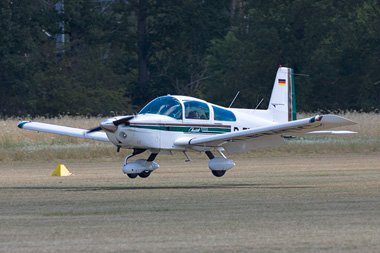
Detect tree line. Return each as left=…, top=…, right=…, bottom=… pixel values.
left=1, top=0, right=380, bottom=117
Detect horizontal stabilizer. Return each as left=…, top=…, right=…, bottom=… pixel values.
left=306, top=130, right=357, bottom=135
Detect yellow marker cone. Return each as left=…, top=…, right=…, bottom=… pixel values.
left=51, top=164, right=73, bottom=176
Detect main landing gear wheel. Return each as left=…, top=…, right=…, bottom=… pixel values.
left=212, top=170, right=226, bottom=177
left=139, top=170, right=151, bottom=178
left=127, top=173, right=138, bottom=179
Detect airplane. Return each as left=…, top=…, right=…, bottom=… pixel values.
left=17, top=66, right=356, bottom=179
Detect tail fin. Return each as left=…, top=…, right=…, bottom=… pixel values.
left=268, top=66, right=296, bottom=122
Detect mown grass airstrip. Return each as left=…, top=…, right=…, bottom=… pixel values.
left=1, top=155, right=379, bottom=252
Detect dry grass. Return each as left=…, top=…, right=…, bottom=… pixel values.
left=0, top=155, right=379, bottom=252
left=1, top=112, right=379, bottom=162
left=1, top=116, right=117, bottom=162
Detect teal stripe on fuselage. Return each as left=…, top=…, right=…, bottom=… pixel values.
left=130, top=124, right=231, bottom=134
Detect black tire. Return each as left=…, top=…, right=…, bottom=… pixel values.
left=139, top=170, right=151, bottom=178
left=211, top=170, right=226, bottom=177
left=127, top=173, right=138, bottom=179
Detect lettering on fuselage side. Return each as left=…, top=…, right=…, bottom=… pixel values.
left=233, top=127, right=250, bottom=132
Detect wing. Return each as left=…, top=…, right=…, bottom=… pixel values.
left=174, top=115, right=356, bottom=154
left=17, top=121, right=110, bottom=142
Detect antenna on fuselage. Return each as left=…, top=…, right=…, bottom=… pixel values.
left=228, top=91, right=240, bottom=108
left=255, top=98, right=264, bottom=109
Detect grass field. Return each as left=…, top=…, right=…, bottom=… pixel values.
left=0, top=113, right=380, bottom=252
left=1, top=155, right=379, bottom=252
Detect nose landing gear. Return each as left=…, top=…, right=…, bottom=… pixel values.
left=122, top=149, right=159, bottom=179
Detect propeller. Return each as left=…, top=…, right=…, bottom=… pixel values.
left=87, top=126, right=103, bottom=133
left=86, top=115, right=135, bottom=134
left=113, top=116, right=134, bottom=126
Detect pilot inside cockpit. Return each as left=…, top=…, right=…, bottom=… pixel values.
left=187, top=110, right=199, bottom=119
left=184, top=101, right=209, bottom=120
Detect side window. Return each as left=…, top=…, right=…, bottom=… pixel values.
left=184, top=101, right=210, bottom=120
left=213, top=106, right=236, bottom=121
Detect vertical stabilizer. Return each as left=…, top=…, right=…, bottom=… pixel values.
left=268, top=67, right=296, bottom=122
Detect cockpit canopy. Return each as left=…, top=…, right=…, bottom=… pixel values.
left=139, top=96, right=182, bottom=119
left=139, top=96, right=236, bottom=122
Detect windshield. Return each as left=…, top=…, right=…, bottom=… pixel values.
left=139, top=96, right=182, bottom=120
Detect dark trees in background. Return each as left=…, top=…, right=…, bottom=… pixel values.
left=204, top=0, right=380, bottom=111
left=1, top=0, right=380, bottom=117
left=127, top=0, right=231, bottom=107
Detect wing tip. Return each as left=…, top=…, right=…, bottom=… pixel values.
left=324, top=115, right=358, bottom=125
left=311, top=115, right=357, bottom=126
left=17, top=121, right=31, bottom=129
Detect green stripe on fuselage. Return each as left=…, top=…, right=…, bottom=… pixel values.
left=130, top=124, right=231, bottom=134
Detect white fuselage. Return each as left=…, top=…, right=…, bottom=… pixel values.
left=104, top=105, right=277, bottom=153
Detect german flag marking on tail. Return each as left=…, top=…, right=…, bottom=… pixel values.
left=278, top=79, right=286, bottom=86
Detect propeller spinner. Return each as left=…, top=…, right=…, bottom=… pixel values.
left=87, top=115, right=135, bottom=133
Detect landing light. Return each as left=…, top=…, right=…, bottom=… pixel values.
left=310, top=115, right=323, bottom=123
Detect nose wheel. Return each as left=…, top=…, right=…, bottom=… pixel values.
left=123, top=149, right=159, bottom=179
left=138, top=170, right=151, bottom=178
left=126, top=171, right=151, bottom=178
left=127, top=173, right=138, bottom=179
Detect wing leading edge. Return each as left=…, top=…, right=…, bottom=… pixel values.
left=174, top=115, right=356, bottom=154
left=17, top=121, right=110, bottom=142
